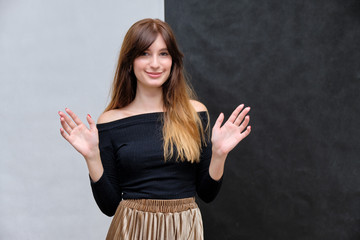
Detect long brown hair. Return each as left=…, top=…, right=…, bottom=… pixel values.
left=106, top=18, right=207, bottom=163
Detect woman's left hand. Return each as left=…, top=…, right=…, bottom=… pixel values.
left=211, top=104, right=251, bottom=157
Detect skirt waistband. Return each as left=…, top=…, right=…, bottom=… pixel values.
left=120, top=197, right=197, bottom=213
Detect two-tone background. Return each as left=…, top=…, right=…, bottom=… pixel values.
left=1, top=1, right=360, bottom=239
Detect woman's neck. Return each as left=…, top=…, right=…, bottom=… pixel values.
left=128, top=87, right=164, bottom=113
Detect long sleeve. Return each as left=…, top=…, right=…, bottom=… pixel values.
left=89, top=112, right=222, bottom=214
left=196, top=112, right=223, bottom=203
left=90, top=127, right=122, bottom=216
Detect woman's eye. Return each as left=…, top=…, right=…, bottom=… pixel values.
left=160, top=52, right=169, bottom=56
left=141, top=52, right=149, bottom=56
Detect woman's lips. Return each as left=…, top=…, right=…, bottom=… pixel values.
left=146, top=71, right=162, bottom=78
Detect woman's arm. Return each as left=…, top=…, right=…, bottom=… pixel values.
left=209, top=104, right=251, bottom=180
left=191, top=101, right=251, bottom=181
left=59, top=108, right=122, bottom=216
left=195, top=105, right=251, bottom=202
left=59, top=108, right=104, bottom=181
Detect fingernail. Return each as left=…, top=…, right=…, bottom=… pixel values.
left=88, top=114, right=92, bottom=118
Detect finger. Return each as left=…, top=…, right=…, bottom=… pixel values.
left=227, top=104, right=244, bottom=123
left=241, top=126, right=252, bottom=138
left=87, top=114, right=97, bottom=131
left=214, top=112, right=225, bottom=129
left=65, top=108, right=83, bottom=126
left=60, top=128, right=70, bottom=141
left=234, top=107, right=251, bottom=126
left=60, top=116, right=73, bottom=135
left=59, top=110, right=77, bottom=129
left=239, top=115, right=250, bottom=132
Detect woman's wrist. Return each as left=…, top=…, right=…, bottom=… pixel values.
left=84, top=147, right=104, bottom=182
left=86, top=159, right=104, bottom=182
left=211, top=146, right=228, bottom=161
left=84, top=147, right=100, bottom=161
left=209, top=148, right=227, bottom=181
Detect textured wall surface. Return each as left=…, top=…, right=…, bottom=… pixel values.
left=166, top=1, right=360, bottom=239
left=0, top=1, right=163, bottom=239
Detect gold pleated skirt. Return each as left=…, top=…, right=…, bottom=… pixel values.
left=106, top=197, right=203, bottom=240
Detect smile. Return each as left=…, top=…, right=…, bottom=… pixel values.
left=146, top=71, right=163, bottom=78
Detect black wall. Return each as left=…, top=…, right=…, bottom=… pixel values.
left=166, top=1, right=360, bottom=239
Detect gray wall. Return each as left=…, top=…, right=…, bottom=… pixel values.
left=166, top=1, right=360, bottom=239
left=0, top=1, right=163, bottom=239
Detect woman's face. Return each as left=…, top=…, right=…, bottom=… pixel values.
left=133, top=34, right=172, bottom=90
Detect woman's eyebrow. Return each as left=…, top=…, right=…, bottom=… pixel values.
left=145, top=48, right=168, bottom=51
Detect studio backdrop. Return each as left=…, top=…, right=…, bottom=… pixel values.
left=1, top=1, right=360, bottom=239
left=165, top=1, right=360, bottom=239
left=0, top=1, right=163, bottom=239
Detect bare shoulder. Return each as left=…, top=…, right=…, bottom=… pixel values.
left=97, top=109, right=129, bottom=124
left=190, top=99, right=208, bottom=112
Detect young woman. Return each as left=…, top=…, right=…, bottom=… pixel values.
left=58, top=18, right=251, bottom=239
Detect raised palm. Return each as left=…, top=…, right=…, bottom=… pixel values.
left=211, top=105, right=251, bottom=156
left=59, top=108, right=99, bottom=158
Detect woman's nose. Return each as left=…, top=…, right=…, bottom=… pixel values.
left=149, top=55, right=160, bottom=68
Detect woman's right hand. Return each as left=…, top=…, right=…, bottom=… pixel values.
left=58, top=108, right=99, bottom=160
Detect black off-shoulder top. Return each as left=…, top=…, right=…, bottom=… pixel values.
left=90, top=111, right=223, bottom=216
